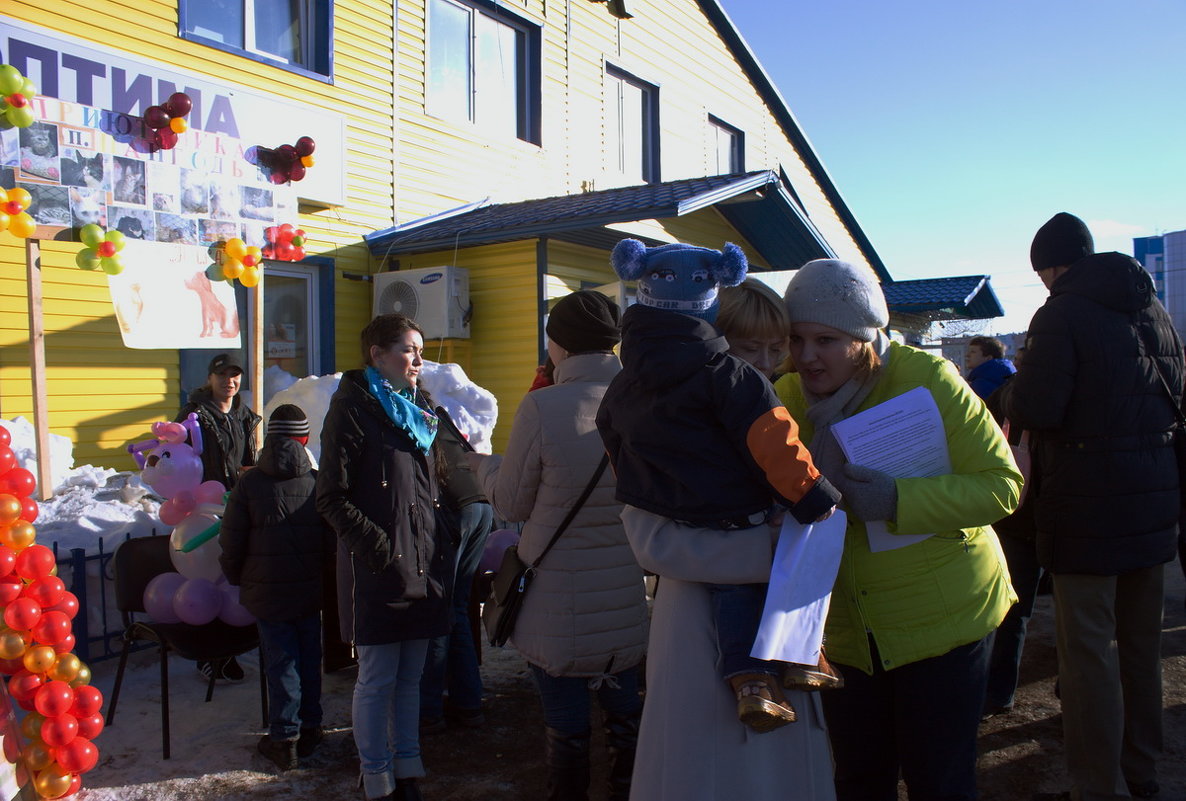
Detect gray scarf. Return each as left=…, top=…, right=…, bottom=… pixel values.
left=802, top=332, right=892, bottom=484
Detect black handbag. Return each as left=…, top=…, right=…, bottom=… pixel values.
left=482, top=454, right=609, bottom=647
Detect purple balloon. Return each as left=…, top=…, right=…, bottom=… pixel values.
left=479, top=528, right=520, bottom=574
left=218, top=584, right=255, bottom=626
left=173, top=578, right=220, bottom=625
left=143, top=571, right=186, bottom=623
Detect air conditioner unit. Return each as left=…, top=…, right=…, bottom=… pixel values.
left=372, top=266, right=471, bottom=339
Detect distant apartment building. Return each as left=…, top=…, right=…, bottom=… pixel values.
left=1134, top=232, right=1184, bottom=338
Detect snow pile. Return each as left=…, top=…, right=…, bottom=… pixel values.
left=0, top=416, right=74, bottom=494
left=263, top=363, right=299, bottom=404
left=263, top=361, right=498, bottom=458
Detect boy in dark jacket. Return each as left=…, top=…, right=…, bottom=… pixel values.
left=597, top=239, right=840, bottom=734
left=220, top=404, right=333, bottom=770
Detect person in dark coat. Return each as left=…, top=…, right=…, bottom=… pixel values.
left=316, top=314, right=454, bottom=801
left=219, top=404, right=332, bottom=771
left=177, top=352, right=261, bottom=684
left=964, top=335, right=1016, bottom=399
left=1000, top=212, right=1183, bottom=801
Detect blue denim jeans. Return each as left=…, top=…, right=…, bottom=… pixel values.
left=354, top=639, right=429, bottom=798
left=985, top=533, right=1043, bottom=710
left=421, top=501, right=493, bottom=719
left=257, top=615, right=323, bottom=741
left=529, top=663, right=643, bottom=736
left=705, top=582, right=770, bottom=677
left=823, top=633, right=994, bottom=801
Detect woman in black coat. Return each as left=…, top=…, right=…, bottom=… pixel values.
left=316, top=314, right=453, bottom=801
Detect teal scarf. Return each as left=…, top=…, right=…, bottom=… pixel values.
left=364, top=366, right=438, bottom=453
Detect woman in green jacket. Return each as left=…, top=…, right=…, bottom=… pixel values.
left=775, top=259, right=1020, bottom=801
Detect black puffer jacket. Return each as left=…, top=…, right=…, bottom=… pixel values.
left=176, top=388, right=261, bottom=489
left=1001, top=252, right=1184, bottom=574
left=219, top=435, right=331, bottom=621
left=598, top=305, right=838, bottom=527
left=315, top=370, right=452, bottom=645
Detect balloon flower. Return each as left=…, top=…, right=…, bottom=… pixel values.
left=0, top=65, right=37, bottom=129
left=127, top=417, right=252, bottom=629
left=0, top=423, right=105, bottom=799
left=0, top=188, right=35, bottom=239
left=142, top=92, right=192, bottom=151
left=260, top=136, right=315, bottom=184
left=218, top=237, right=264, bottom=288
left=74, top=225, right=127, bottom=275
left=262, top=223, right=308, bottom=262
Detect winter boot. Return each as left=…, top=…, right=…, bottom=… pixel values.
left=297, top=725, right=324, bottom=758
left=544, top=726, right=591, bottom=801
left=730, top=672, right=796, bottom=733
left=394, top=777, right=424, bottom=801
left=603, top=710, right=640, bottom=801
left=257, top=735, right=298, bottom=771
left=782, top=648, right=844, bottom=691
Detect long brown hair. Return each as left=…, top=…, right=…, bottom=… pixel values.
left=360, top=313, right=425, bottom=366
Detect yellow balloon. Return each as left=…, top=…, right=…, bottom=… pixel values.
left=300, top=154, right=315, bottom=168
left=2, top=521, right=35, bottom=551
left=21, top=740, right=51, bottom=772
left=0, top=494, right=19, bottom=526
left=225, top=237, right=247, bottom=260
left=169, top=116, right=189, bottom=134
left=69, top=663, right=91, bottom=688
left=33, top=764, right=72, bottom=799
left=48, top=652, right=81, bottom=683
left=0, top=630, right=27, bottom=660
left=22, top=645, right=55, bottom=675
left=221, top=258, right=244, bottom=280
left=7, top=187, right=30, bottom=210
left=8, top=212, right=34, bottom=239
left=239, top=264, right=260, bottom=288
left=0, top=188, right=8, bottom=203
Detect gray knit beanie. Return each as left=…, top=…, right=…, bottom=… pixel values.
left=783, top=259, right=888, bottom=342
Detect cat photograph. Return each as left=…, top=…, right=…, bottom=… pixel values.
left=69, top=186, right=108, bottom=229
left=111, top=207, right=153, bottom=240
left=60, top=148, right=107, bottom=190
left=0, top=129, right=18, bottom=168
left=112, top=157, right=146, bottom=205
left=26, top=184, right=71, bottom=227
left=240, top=186, right=274, bottom=221
left=208, top=178, right=239, bottom=221
left=155, top=212, right=197, bottom=245
left=179, top=169, right=208, bottom=215
left=18, top=122, right=60, bottom=182
left=200, top=218, right=240, bottom=246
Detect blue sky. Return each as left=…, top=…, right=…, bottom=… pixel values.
left=723, top=0, right=1186, bottom=335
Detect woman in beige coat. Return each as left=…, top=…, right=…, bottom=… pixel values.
left=469, top=291, right=648, bottom=801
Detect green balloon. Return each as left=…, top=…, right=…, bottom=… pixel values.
left=101, top=256, right=124, bottom=275
left=79, top=224, right=105, bottom=248
left=7, top=106, right=33, bottom=128
left=75, top=249, right=101, bottom=271
left=105, top=230, right=126, bottom=251
left=20, top=79, right=35, bottom=98
left=0, top=66, right=22, bottom=97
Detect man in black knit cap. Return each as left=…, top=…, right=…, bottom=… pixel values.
left=1001, top=213, right=1183, bottom=801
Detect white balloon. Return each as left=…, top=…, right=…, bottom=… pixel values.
left=169, top=512, right=224, bottom=582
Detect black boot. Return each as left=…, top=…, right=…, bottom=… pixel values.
left=544, top=727, right=591, bottom=801
left=603, top=711, right=639, bottom=801
left=394, top=777, right=423, bottom=801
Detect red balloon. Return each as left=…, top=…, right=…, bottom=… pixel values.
left=294, top=136, right=316, bottom=157
left=52, top=634, right=75, bottom=655
left=143, top=105, right=170, bottom=129
left=275, top=241, right=294, bottom=260
left=154, top=127, right=178, bottom=150
left=0, top=446, right=15, bottom=475
left=0, top=657, right=25, bottom=676
left=4, top=598, right=42, bottom=633
left=41, top=713, right=78, bottom=748
left=66, top=773, right=82, bottom=796
left=3, top=468, right=35, bottom=499
left=8, top=670, right=43, bottom=703
left=33, top=681, right=74, bottom=718
left=32, top=612, right=71, bottom=647
left=288, top=163, right=306, bottom=182
left=290, top=246, right=306, bottom=262
left=277, top=144, right=298, bottom=162
left=0, top=724, right=18, bottom=764
left=16, top=545, right=55, bottom=581
left=0, top=545, right=15, bottom=577
left=55, top=736, right=98, bottom=774
left=261, top=245, right=275, bottom=260
left=97, top=241, right=117, bottom=258
left=68, top=686, right=102, bottom=719
left=18, top=497, right=37, bottom=523
left=164, top=91, right=192, bottom=118
left=269, top=170, right=289, bottom=185
left=0, top=575, right=23, bottom=605
left=46, top=592, right=78, bottom=620
left=0, top=426, right=10, bottom=447
left=75, top=713, right=103, bottom=741
left=25, top=577, right=65, bottom=609
left=264, top=226, right=279, bottom=243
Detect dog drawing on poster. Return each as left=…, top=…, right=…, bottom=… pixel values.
left=184, top=270, right=240, bottom=339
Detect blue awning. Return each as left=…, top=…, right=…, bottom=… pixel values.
left=882, top=275, right=1005, bottom=321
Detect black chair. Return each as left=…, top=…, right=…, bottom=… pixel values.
left=105, top=534, right=267, bottom=759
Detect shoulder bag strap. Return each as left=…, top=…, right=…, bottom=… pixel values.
left=1136, top=326, right=1186, bottom=427
left=530, top=453, right=610, bottom=569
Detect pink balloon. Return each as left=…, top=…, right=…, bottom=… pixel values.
left=479, top=528, right=521, bottom=574
left=173, top=578, right=220, bottom=625
left=142, top=442, right=203, bottom=499
left=143, top=572, right=185, bottom=623
left=158, top=498, right=187, bottom=527
left=195, top=481, right=227, bottom=505
left=218, top=584, right=255, bottom=626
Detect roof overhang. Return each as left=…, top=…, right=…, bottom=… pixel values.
left=882, top=275, right=1005, bottom=325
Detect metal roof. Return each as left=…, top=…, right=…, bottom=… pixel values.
left=365, top=170, right=838, bottom=270
left=882, top=275, right=1005, bottom=321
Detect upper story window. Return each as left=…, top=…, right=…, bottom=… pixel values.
left=606, top=65, right=659, bottom=184
left=709, top=115, right=744, bottom=174
left=180, top=0, right=333, bottom=79
left=426, top=0, right=542, bottom=144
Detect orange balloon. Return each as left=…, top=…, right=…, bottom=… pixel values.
left=19, top=712, right=44, bottom=741
left=7, top=187, right=30, bottom=210
left=221, top=258, right=244, bottom=280
left=7, top=212, right=34, bottom=239
left=68, top=663, right=91, bottom=688
left=21, top=739, right=51, bottom=772
left=0, top=630, right=27, bottom=660
left=300, top=154, right=315, bottom=168
left=0, top=188, right=8, bottom=203
left=22, top=645, right=55, bottom=675
left=48, top=653, right=81, bottom=683
left=0, top=211, right=9, bottom=232
left=225, top=238, right=247, bottom=260
left=169, top=116, right=189, bottom=134
left=33, top=764, right=73, bottom=799
left=0, top=495, right=19, bottom=526
left=2, top=521, right=35, bottom=551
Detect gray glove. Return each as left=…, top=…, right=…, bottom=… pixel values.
left=837, top=464, right=898, bottom=522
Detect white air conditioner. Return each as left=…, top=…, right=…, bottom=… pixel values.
left=372, top=266, right=471, bottom=339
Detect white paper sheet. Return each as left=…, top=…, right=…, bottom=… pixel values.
left=829, top=386, right=951, bottom=552
left=751, top=511, right=847, bottom=664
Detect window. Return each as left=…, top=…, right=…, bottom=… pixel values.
left=426, top=0, right=541, bottom=144
left=262, top=263, right=322, bottom=402
left=606, top=66, right=659, bottom=184
left=709, top=115, right=744, bottom=174
left=180, top=0, right=333, bottom=78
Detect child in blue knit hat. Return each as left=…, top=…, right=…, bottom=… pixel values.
left=597, top=239, right=840, bottom=733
